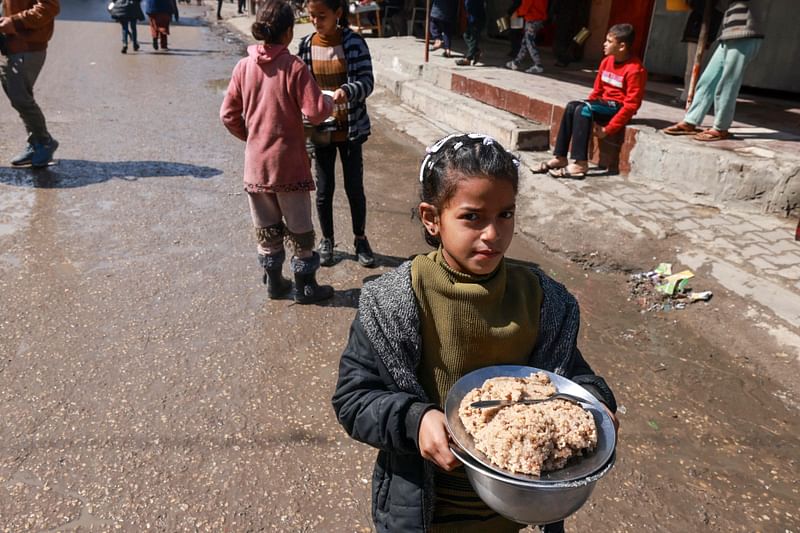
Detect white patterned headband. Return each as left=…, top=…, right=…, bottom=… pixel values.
left=418, top=133, right=519, bottom=183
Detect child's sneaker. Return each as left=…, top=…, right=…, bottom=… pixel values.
left=505, top=60, right=520, bottom=71
left=354, top=237, right=375, bottom=268
left=525, top=64, right=544, bottom=74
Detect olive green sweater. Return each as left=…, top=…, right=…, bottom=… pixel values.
left=411, top=250, right=543, bottom=531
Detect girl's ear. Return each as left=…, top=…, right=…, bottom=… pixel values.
left=419, top=202, right=439, bottom=236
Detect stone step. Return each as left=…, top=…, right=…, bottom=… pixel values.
left=373, top=63, right=550, bottom=152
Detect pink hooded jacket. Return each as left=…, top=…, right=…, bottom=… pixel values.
left=220, top=44, right=333, bottom=192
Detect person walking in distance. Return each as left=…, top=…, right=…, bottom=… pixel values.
left=299, top=0, right=377, bottom=268
left=0, top=0, right=60, bottom=168
left=221, top=0, right=336, bottom=304
left=504, top=0, right=548, bottom=74
left=146, top=0, right=178, bottom=50
left=110, top=0, right=145, bottom=54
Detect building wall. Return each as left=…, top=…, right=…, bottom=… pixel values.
left=644, top=0, right=800, bottom=93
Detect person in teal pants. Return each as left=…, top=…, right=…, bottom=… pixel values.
left=662, top=0, right=763, bottom=142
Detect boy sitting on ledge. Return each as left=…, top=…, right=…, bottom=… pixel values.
left=535, top=23, right=647, bottom=178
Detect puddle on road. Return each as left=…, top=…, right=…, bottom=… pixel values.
left=0, top=188, right=34, bottom=237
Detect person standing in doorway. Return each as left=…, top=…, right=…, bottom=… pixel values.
left=429, top=0, right=456, bottom=58
left=0, top=0, right=60, bottom=168
left=455, top=0, right=485, bottom=65
left=663, top=0, right=763, bottom=141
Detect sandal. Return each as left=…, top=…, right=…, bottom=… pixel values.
left=662, top=122, right=700, bottom=136
left=531, top=159, right=566, bottom=174
left=548, top=166, right=587, bottom=179
left=693, top=129, right=732, bottom=142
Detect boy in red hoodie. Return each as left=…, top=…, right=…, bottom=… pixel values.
left=539, top=23, right=647, bottom=178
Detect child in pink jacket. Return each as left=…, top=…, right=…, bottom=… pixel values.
left=221, top=0, right=335, bottom=304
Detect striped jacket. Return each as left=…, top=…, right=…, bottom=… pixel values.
left=298, top=28, right=374, bottom=142
left=719, top=0, right=764, bottom=41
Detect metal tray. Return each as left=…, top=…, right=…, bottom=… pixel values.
left=444, top=365, right=616, bottom=484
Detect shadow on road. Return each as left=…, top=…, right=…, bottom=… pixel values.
left=0, top=159, right=222, bottom=188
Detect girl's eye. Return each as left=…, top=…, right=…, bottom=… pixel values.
left=500, top=211, right=515, bottom=219
left=461, top=213, right=479, bottom=222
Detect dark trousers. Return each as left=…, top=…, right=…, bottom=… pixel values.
left=216, top=0, right=223, bottom=17
left=313, top=140, right=366, bottom=240
left=463, top=15, right=484, bottom=59
left=120, top=19, right=138, bottom=45
left=237, top=0, right=245, bottom=12
left=430, top=17, right=452, bottom=49
left=0, top=51, right=49, bottom=144
left=554, top=100, right=618, bottom=161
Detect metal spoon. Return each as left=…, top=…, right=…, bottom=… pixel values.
left=469, top=393, right=587, bottom=409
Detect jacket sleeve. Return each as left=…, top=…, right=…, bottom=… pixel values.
left=219, top=63, right=247, bottom=141
left=11, top=0, right=60, bottom=32
left=332, top=317, right=436, bottom=455
left=603, top=64, right=647, bottom=136
left=341, top=34, right=374, bottom=104
left=295, top=62, right=334, bottom=125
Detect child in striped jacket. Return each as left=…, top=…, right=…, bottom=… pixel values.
left=298, top=0, right=377, bottom=269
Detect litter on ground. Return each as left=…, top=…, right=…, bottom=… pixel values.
left=628, top=264, right=713, bottom=312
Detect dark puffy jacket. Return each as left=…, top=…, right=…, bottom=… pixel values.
left=331, top=261, right=616, bottom=532
left=110, top=0, right=144, bottom=21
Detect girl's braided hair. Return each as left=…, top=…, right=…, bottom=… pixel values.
left=419, top=133, right=520, bottom=247
left=252, top=0, right=294, bottom=44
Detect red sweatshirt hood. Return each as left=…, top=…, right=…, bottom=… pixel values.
left=248, top=44, right=289, bottom=64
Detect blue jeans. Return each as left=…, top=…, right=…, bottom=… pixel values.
left=120, top=19, right=138, bottom=46
left=684, top=38, right=762, bottom=131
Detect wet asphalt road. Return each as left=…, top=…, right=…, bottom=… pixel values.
left=1, top=1, right=799, bottom=532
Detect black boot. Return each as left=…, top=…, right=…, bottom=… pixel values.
left=258, top=253, right=292, bottom=299
left=291, top=252, right=334, bottom=304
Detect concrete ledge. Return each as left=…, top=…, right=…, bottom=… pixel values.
left=629, top=129, right=800, bottom=214
left=374, top=64, right=549, bottom=151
